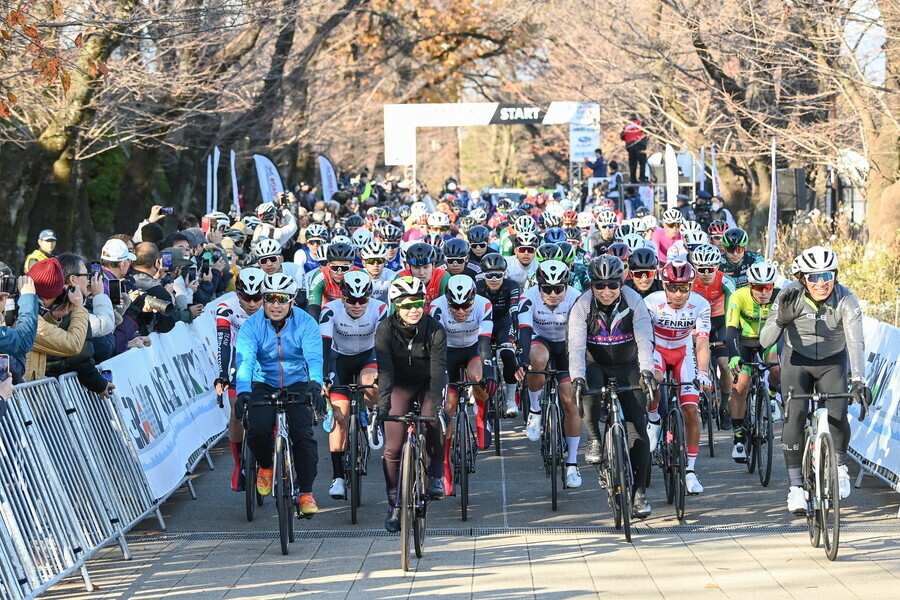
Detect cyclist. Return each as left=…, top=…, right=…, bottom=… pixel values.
left=396, top=242, right=451, bottom=311
left=214, top=268, right=266, bottom=492
left=624, top=247, right=663, bottom=298
left=690, top=243, right=736, bottom=429
left=644, top=260, right=712, bottom=495
left=558, top=241, right=591, bottom=291
left=707, top=220, right=728, bottom=253
left=320, top=271, right=387, bottom=499
left=359, top=240, right=397, bottom=304
left=759, top=246, right=870, bottom=513
left=443, top=238, right=480, bottom=278
left=719, top=228, right=762, bottom=288
left=427, top=211, right=455, bottom=242
left=375, top=277, right=448, bottom=532
left=235, top=273, right=324, bottom=516
left=500, top=214, right=537, bottom=256
left=293, top=224, right=330, bottom=272
left=589, top=210, right=618, bottom=255
left=517, top=260, right=584, bottom=488
left=467, top=225, right=491, bottom=268
left=651, top=209, right=683, bottom=263
left=378, top=224, right=405, bottom=272
left=505, top=229, right=540, bottom=288
left=307, top=242, right=360, bottom=320
left=725, top=261, right=781, bottom=462
left=568, top=255, right=656, bottom=517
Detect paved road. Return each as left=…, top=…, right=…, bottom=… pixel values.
left=46, top=413, right=900, bottom=598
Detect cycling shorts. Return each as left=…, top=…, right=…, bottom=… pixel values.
left=709, top=316, right=728, bottom=360
left=328, top=348, right=377, bottom=401
left=531, top=336, right=570, bottom=383
left=736, top=340, right=777, bottom=376
left=491, top=314, right=515, bottom=347
left=447, top=343, right=480, bottom=386
left=653, top=345, right=699, bottom=406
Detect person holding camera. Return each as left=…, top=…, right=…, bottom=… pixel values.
left=128, top=243, right=178, bottom=335
left=0, top=269, right=38, bottom=384
left=58, top=253, right=117, bottom=363
left=252, top=196, right=298, bottom=246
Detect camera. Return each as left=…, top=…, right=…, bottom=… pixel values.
left=693, top=199, right=713, bottom=230
left=160, top=207, right=175, bottom=215
left=131, top=293, right=174, bottom=317
left=0, top=276, right=16, bottom=295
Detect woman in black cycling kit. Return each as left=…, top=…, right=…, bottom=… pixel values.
left=375, top=276, right=448, bottom=532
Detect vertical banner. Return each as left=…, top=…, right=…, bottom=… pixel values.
left=253, top=154, right=284, bottom=206
left=710, top=145, right=722, bottom=196
left=212, top=146, right=221, bottom=212
left=568, top=103, right=601, bottom=162
left=318, top=155, right=338, bottom=203
left=664, top=144, right=678, bottom=210
left=229, top=149, right=240, bottom=217
left=698, top=146, right=707, bottom=191
left=205, top=155, right=213, bottom=215
left=766, top=138, right=778, bottom=261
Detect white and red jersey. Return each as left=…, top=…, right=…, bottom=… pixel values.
left=643, top=291, right=711, bottom=350
left=215, top=295, right=251, bottom=382
left=319, top=298, right=387, bottom=356
left=429, top=295, right=493, bottom=348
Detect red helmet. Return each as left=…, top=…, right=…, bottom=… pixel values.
left=662, top=260, right=695, bottom=284
left=708, top=220, right=728, bottom=236
left=563, top=210, right=577, bottom=224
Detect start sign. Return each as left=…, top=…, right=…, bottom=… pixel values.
left=490, top=104, right=545, bottom=124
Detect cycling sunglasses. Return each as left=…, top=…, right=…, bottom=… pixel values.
left=516, top=246, right=536, bottom=254
left=396, top=299, right=425, bottom=310
left=343, top=295, right=369, bottom=305
left=263, top=292, right=293, bottom=304
left=805, top=271, right=835, bottom=284
left=710, top=235, right=723, bottom=242
left=540, top=284, right=566, bottom=295
left=725, top=246, right=746, bottom=253
left=449, top=300, right=474, bottom=310
left=631, top=270, right=655, bottom=279
left=330, top=264, right=352, bottom=273
left=665, top=283, right=692, bottom=294
left=383, top=242, right=400, bottom=249
left=483, top=272, right=504, bottom=280
left=750, top=283, right=775, bottom=293
left=364, top=258, right=385, bottom=266
left=696, top=266, right=717, bottom=275
left=238, top=292, right=263, bottom=302
left=446, top=258, right=466, bottom=266
left=470, top=243, right=488, bottom=250
left=592, top=281, right=621, bottom=291
left=258, top=255, right=280, bottom=265
left=306, top=239, right=324, bottom=245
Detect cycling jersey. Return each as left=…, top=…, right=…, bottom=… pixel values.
left=725, top=286, right=777, bottom=343
left=396, top=268, right=451, bottom=311
left=319, top=298, right=387, bottom=357
left=307, top=265, right=361, bottom=308
left=429, top=295, right=493, bottom=348
left=665, top=240, right=689, bottom=262
left=498, top=228, right=514, bottom=256
left=692, top=270, right=736, bottom=318
left=281, top=262, right=308, bottom=290
left=644, top=291, right=711, bottom=348
left=215, top=295, right=250, bottom=383
left=475, top=279, right=519, bottom=322
left=504, top=256, right=538, bottom=288
left=292, top=246, right=321, bottom=273
left=589, top=233, right=615, bottom=256
left=368, top=268, right=398, bottom=304
left=385, top=253, right=403, bottom=272
left=719, top=251, right=762, bottom=288
left=517, top=285, right=580, bottom=343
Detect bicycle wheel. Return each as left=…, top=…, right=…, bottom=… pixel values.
left=548, top=403, right=560, bottom=511
left=492, top=387, right=502, bottom=456
left=349, top=414, right=360, bottom=524
left=605, top=429, right=621, bottom=528
left=755, top=391, right=773, bottom=487
left=399, top=442, right=414, bottom=572
left=712, top=375, right=723, bottom=430
left=663, top=407, right=676, bottom=505
left=612, top=424, right=632, bottom=542
left=242, top=441, right=257, bottom=522
left=413, top=447, right=428, bottom=558
left=746, top=385, right=758, bottom=474
left=457, top=411, right=470, bottom=521
left=818, top=432, right=840, bottom=561
left=671, top=407, right=687, bottom=520
left=803, top=435, right=821, bottom=548
left=275, top=437, right=290, bottom=556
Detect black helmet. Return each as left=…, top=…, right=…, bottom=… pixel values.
left=443, top=237, right=470, bottom=259
left=467, top=225, right=490, bottom=245
left=588, top=255, right=625, bottom=282
left=326, top=242, right=356, bottom=262
left=564, top=226, right=582, bottom=243
left=480, top=252, right=506, bottom=272
left=406, top=241, right=437, bottom=266
left=345, top=215, right=364, bottom=229
left=507, top=208, right=526, bottom=222
left=628, top=247, right=658, bottom=271
left=536, top=243, right=563, bottom=263
left=722, top=227, right=749, bottom=249
left=330, top=226, right=349, bottom=239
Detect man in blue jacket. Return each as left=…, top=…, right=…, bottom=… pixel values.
left=0, top=271, right=39, bottom=383
left=236, top=272, right=324, bottom=516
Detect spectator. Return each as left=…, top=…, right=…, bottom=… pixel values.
left=99, top=238, right=136, bottom=294
left=583, top=148, right=608, bottom=178
left=23, top=258, right=90, bottom=382
left=58, top=253, right=117, bottom=363
left=621, top=114, right=649, bottom=183
left=0, top=271, right=38, bottom=383
left=676, top=195, right=697, bottom=222
left=710, top=194, right=738, bottom=229
left=179, top=214, right=200, bottom=230
left=128, top=242, right=178, bottom=334
left=165, top=247, right=200, bottom=310
left=108, top=234, right=135, bottom=254
left=132, top=205, right=170, bottom=243
left=24, top=229, right=58, bottom=274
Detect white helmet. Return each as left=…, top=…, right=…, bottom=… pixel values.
left=682, top=230, right=709, bottom=247
left=331, top=234, right=352, bottom=246
left=237, top=267, right=265, bottom=294
left=254, top=237, right=282, bottom=258
left=621, top=233, right=647, bottom=251
left=515, top=230, right=540, bottom=247
left=514, top=214, right=537, bottom=233
left=359, top=240, right=388, bottom=260
left=341, top=271, right=373, bottom=298
left=256, top=202, right=277, bottom=222
left=596, top=210, right=618, bottom=225
left=445, top=275, right=476, bottom=305
left=470, top=207, right=488, bottom=223
left=545, top=201, right=564, bottom=217
left=209, top=211, right=230, bottom=229
left=262, top=272, right=297, bottom=295
left=427, top=211, right=450, bottom=228
left=641, top=214, right=658, bottom=229
left=305, top=223, right=329, bottom=242
left=747, top=261, right=778, bottom=285
left=410, top=201, right=428, bottom=217
left=389, top=276, right=426, bottom=303
left=576, top=212, right=593, bottom=229
left=633, top=220, right=649, bottom=234
left=681, top=220, right=702, bottom=233
left=350, top=228, right=372, bottom=250
left=536, top=260, right=569, bottom=286
left=797, top=245, right=838, bottom=274
left=662, top=208, right=683, bottom=224
left=689, top=243, right=721, bottom=266
left=791, top=256, right=802, bottom=277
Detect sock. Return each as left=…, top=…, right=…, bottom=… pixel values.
left=731, top=418, right=745, bottom=441
left=768, top=387, right=777, bottom=399
left=506, top=384, right=518, bottom=406
left=566, top=436, right=580, bottom=462
left=787, top=467, right=803, bottom=487
left=529, top=389, right=542, bottom=413
left=836, top=452, right=847, bottom=467
left=686, top=446, right=698, bottom=472
left=331, top=451, right=344, bottom=480
left=647, top=409, right=660, bottom=424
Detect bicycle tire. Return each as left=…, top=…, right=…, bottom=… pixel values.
left=275, top=437, right=290, bottom=556
left=400, top=441, right=414, bottom=571
left=756, top=391, right=773, bottom=487
left=663, top=406, right=676, bottom=506
left=803, top=434, right=821, bottom=548
left=243, top=441, right=257, bottom=522
left=672, top=407, right=687, bottom=520
left=819, top=432, right=840, bottom=561
left=458, top=411, right=470, bottom=521
left=492, top=387, right=502, bottom=456
left=746, top=384, right=758, bottom=474
left=548, top=403, right=560, bottom=512
left=605, top=431, right=621, bottom=529
left=705, top=392, right=715, bottom=457
left=612, top=424, right=632, bottom=542
left=349, top=414, right=360, bottom=524
left=413, top=447, right=428, bottom=558
left=712, top=374, right=723, bottom=431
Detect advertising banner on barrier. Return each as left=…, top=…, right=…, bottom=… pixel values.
left=849, top=316, right=900, bottom=479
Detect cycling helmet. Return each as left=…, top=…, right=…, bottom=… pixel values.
left=629, top=247, right=659, bottom=271
left=470, top=207, right=488, bottom=223
left=543, top=227, right=567, bottom=245
left=209, top=211, right=230, bottom=229
left=635, top=206, right=650, bottom=218
left=620, top=233, right=646, bottom=251
left=507, top=208, right=526, bottom=222
left=305, top=223, right=329, bottom=242
left=689, top=243, right=721, bottom=266
left=256, top=202, right=277, bottom=223
left=467, top=225, right=490, bottom=245
left=576, top=212, right=593, bottom=229
left=406, top=242, right=437, bottom=266
left=662, top=208, right=684, bottom=224
left=588, top=255, right=625, bottom=282
left=341, top=271, right=373, bottom=298
left=457, top=216, right=476, bottom=235
left=350, top=228, right=372, bottom=250
left=520, top=201, right=535, bottom=213
left=545, top=202, right=565, bottom=217
left=330, top=226, right=349, bottom=239
left=389, top=276, right=426, bottom=303
left=599, top=197, right=615, bottom=208
left=410, top=201, right=428, bottom=217
left=681, top=220, right=702, bottom=233
left=345, top=214, right=364, bottom=230
left=443, top=237, right=470, bottom=259
left=540, top=213, right=562, bottom=230
left=445, top=275, right=476, bottom=305
left=722, top=228, right=749, bottom=250
left=662, top=260, right=695, bottom=283
left=237, top=267, right=265, bottom=294
left=747, top=261, right=778, bottom=285
left=515, top=230, right=540, bottom=248
left=480, top=252, right=506, bottom=272
left=606, top=242, right=631, bottom=261
left=563, top=210, right=578, bottom=225
left=641, top=214, right=658, bottom=229
left=797, top=245, right=838, bottom=274
left=682, top=230, right=709, bottom=247
left=514, top=214, right=537, bottom=233
left=708, top=220, right=728, bottom=236
left=614, top=223, right=634, bottom=241
left=262, top=272, right=297, bottom=295
left=326, top=241, right=356, bottom=263
left=254, top=237, right=282, bottom=258
left=359, top=240, right=388, bottom=260
left=427, top=211, right=450, bottom=228
left=536, top=260, right=569, bottom=286
left=790, top=256, right=802, bottom=278
left=596, top=210, right=618, bottom=225
left=536, top=243, right=563, bottom=263
left=242, top=216, right=263, bottom=230
left=564, top=227, right=582, bottom=243
left=632, top=220, right=649, bottom=235
left=496, top=198, right=515, bottom=212
left=399, top=206, right=412, bottom=220
left=425, top=232, right=445, bottom=247
left=223, top=228, right=246, bottom=244
left=380, top=224, right=403, bottom=243
left=557, top=241, right=577, bottom=266
left=331, top=234, right=352, bottom=246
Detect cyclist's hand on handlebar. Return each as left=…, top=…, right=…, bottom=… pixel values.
left=639, top=370, right=657, bottom=394
left=436, top=408, right=450, bottom=437
left=484, top=377, right=499, bottom=397
left=728, top=356, right=743, bottom=378
left=851, top=379, right=872, bottom=421
left=214, top=377, right=228, bottom=396
left=235, top=392, right=251, bottom=420
left=696, top=371, right=712, bottom=391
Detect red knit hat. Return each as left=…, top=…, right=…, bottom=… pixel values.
left=29, top=258, right=64, bottom=300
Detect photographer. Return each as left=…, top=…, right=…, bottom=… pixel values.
left=58, top=253, right=117, bottom=363
left=252, top=195, right=298, bottom=246
left=190, top=245, right=230, bottom=306
left=132, top=205, right=172, bottom=243
left=0, top=267, right=38, bottom=383
left=128, top=243, right=177, bottom=335
left=99, top=239, right=135, bottom=294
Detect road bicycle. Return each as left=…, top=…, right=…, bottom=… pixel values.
left=239, top=395, right=264, bottom=522
left=743, top=360, right=779, bottom=487
left=450, top=375, right=482, bottom=521
left=330, top=381, right=377, bottom=524
left=651, top=378, right=696, bottom=521
left=527, top=366, right=566, bottom=512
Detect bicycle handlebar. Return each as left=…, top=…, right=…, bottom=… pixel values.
left=787, top=387, right=864, bottom=422
left=329, top=383, right=377, bottom=392
left=743, top=361, right=781, bottom=370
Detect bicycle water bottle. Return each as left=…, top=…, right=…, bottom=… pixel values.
left=360, top=409, right=369, bottom=429
left=322, top=408, right=335, bottom=433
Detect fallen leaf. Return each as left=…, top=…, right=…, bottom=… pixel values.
left=0, top=99, right=8, bottom=119
left=74, top=33, right=83, bottom=48
left=98, top=60, right=108, bottom=76
left=23, top=24, right=39, bottom=40
left=704, top=583, right=719, bottom=589
left=1, top=29, right=11, bottom=42
left=7, top=91, right=16, bottom=104
left=53, top=1, right=63, bottom=18
left=60, top=67, right=70, bottom=92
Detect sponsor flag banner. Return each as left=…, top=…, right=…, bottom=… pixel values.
left=699, top=146, right=707, bottom=190
left=205, top=155, right=213, bottom=215
left=213, top=146, right=221, bottom=211
left=766, top=138, right=778, bottom=261
left=230, top=149, right=240, bottom=217
left=253, top=154, right=284, bottom=206
left=664, top=144, right=678, bottom=210
left=710, top=145, right=722, bottom=196
left=318, top=155, right=338, bottom=203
